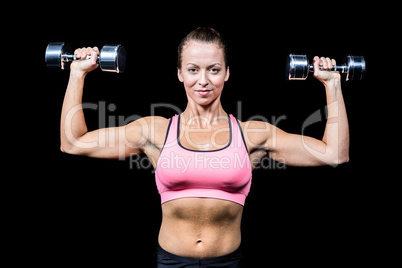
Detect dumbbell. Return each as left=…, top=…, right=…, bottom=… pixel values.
left=286, top=54, right=366, bottom=81
left=45, top=42, right=126, bottom=73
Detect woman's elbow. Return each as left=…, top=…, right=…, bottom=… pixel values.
left=331, top=152, right=350, bottom=165
left=60, top=143, right=74, bottom=154
left=60, top=143, right=81, bottom=155
left=339, top=154, right=350, bottom=164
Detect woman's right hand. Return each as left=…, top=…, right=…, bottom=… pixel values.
left=70, top=47, right=99, bottom=76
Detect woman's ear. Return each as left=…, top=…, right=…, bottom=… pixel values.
left=177, top=67, right=184, bottom=82
left=224, top=66, right=230, bottom=82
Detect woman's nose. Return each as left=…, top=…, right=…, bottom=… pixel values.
left=198, top=72, right=209, bottom=87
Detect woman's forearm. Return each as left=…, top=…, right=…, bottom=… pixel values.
left=322, top=79, right=350, bottom=163
left=60, top=70, right=88, bottom=152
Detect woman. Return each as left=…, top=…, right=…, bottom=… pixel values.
left=60, top=27, right=349, bottom=267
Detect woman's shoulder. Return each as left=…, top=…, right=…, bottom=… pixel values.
left=237, top=119, right=273, bottom=131
left=131, top=116, right=172, bottom=131
left=125, top=116, right=173, bottom=151
left=236, top=119, right=276, bottom=150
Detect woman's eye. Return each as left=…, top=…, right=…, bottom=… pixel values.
left=210, top=68, right=220, bottom=74
left=187, top=68, right=220, bottom=74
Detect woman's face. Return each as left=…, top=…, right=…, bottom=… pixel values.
left=178, top=41, right=229, bottom=106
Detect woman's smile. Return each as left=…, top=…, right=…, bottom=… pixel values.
left=195, top=89, right=212, bottom=96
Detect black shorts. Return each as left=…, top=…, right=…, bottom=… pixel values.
left=155, top=243, right=243, bottom=268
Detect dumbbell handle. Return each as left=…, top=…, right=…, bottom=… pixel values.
left=62, top=54, right=99, bottom=62
left=308, top=64, right=348, bottom=73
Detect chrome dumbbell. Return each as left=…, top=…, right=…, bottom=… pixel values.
left=286, top=54, right=365, bottom=81
left=45, top=42, right=126, bottom=73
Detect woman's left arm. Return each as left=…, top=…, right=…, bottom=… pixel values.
left=250, top=56, right=349, bottom=167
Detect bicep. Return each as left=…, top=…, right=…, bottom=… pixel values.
left=268, top=127, right=329, bottom=166
left=72, top=119, right=147, bottom=159
left=243, top=120, right=330, bottom=167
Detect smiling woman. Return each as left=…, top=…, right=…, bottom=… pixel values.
left=177, top=36, right=230, bottom=108
left=184, top=62, right=224, bottom=96
left=59, top=27, right=349, bottom=267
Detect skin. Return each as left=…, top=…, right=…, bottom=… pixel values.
left=60, top=41, right=349, bottom=258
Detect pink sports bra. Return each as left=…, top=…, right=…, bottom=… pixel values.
left=155, top=114, right=252, bottom=206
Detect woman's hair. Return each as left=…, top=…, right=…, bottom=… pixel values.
left=177, top=27, right=228, bottom=69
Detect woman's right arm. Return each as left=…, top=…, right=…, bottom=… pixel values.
left=60, top=47, right=148, bottom=159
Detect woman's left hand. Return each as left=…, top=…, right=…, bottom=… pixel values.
left=313, top=56, right=341, bottom=85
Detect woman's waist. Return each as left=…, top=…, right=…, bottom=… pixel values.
left=156, top=240, right=242, bottom=262
left=158, top=227, right=241, bottom=259
left=159, top=197, right=242, bottom=258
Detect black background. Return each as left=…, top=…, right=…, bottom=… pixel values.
left=27, top=4, right=383, bottom=267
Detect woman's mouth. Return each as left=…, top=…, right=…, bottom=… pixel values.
left=195, top=90, right=212, bottom=96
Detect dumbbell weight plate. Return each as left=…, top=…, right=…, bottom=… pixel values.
left=100, top=44, right=126, bottom=73
left=45, top=42, right=72, bottom=70
left=286, top=54, right=309, bottom=80
left=345, top=55, right=365, bottom=81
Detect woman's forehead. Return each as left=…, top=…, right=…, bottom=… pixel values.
left=182, top=41, right=225, bottom=64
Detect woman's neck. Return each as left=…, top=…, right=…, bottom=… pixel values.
left=182, top=100, right=227, bottom=128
